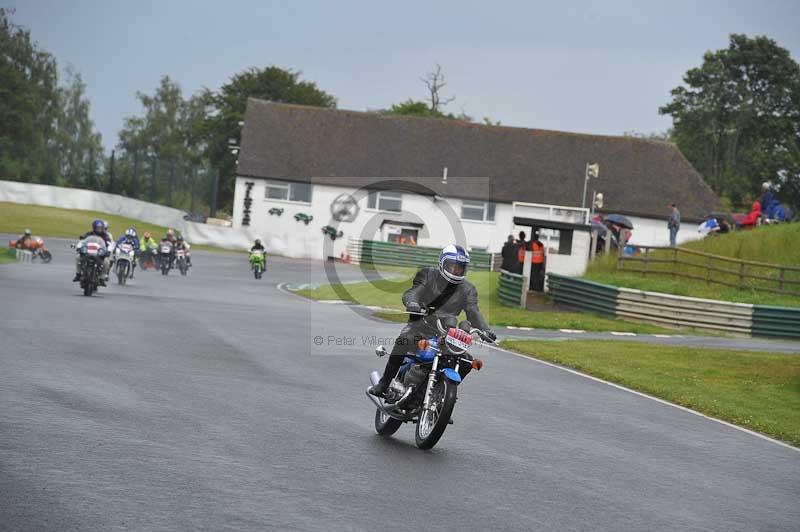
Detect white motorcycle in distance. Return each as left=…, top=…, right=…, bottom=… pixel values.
left=114, top=242, right=136, bottom=285
left=175, top=247, right=189, bottom=276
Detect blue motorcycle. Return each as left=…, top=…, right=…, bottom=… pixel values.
left=366, top=312, right=491, bottom=450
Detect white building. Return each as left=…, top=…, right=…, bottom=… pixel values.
left=233, top=100, right=720, bottom=275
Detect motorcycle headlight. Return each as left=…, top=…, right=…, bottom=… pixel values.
left=97, top=249, right=107, bottom=257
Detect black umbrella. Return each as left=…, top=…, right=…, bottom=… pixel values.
left=604, top=214, right=634, bottom=229
left=591, top=221, right=608, bottom=234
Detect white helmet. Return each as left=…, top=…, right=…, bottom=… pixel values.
left=438, top=244, right=470, bottom=284
left=762, top=182, right=770, bottom=190
left=125, top=227, right=137, bottom=238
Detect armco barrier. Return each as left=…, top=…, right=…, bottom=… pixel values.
left=547, top=274, right=618, bottom=317
left=752, top=306, right=800, bottom=339
left=615, top=289, right=753, bottom=335
left=498, top=269, right=526, bottom=307
left=547, top=273, right=800, bottom=338
left=354, top=240, right=492, bottom=271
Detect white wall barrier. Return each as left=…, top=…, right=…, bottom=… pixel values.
left=0, top=180, right=261, bottom=252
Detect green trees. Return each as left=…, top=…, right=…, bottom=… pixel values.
left=54, top=66, right=103, bottom=188
left=661, top=34, right=800, bottom=208
left=0, top=8, right=60, bottom=182
left=115, top=76, right=210, bottom=209
left=200, top=66, right=336, bottom=209
left=0, top=8, right=103, bottom=186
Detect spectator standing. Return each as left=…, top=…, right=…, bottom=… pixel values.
left=514, top=231, right=527, bottom=274
left=500, top=235, right=516, bottom=272
left=530, top=230, right=546, bottom=291
left=668, top=203, right=681, bottom=246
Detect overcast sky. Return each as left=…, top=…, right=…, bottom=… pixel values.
left=9, top=0, right=800, bottom=151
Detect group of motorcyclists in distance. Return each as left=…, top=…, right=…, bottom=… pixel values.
left=71, top=220, right=193, bottom=288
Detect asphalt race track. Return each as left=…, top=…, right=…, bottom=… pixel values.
left=1, top=239, right=798, bottom=532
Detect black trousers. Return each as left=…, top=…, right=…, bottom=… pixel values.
left=380, top=324, right=473, bottom=384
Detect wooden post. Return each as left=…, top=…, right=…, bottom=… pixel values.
left=706, top=256, right=713, bottom=285
left=643, top=247, right=649, bottom=277
left=779, top=268, right=785, bottom=292
left=739, top=262, right=745, bottom=289
left=673, top=247, right=678, bottom=278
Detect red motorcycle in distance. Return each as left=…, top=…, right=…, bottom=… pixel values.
left=9, top=237, right=52, bottom=262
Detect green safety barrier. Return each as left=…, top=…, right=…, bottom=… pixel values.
left=547, top=273, right=619, bottom=317
left=498, top=270, right=525, bottom=307
left=752, top=305, right=800, bottom=339
left=359, top=240, right=492, bottom=271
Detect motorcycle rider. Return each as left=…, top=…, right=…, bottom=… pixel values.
left=139, top=231, right=157, bottom=251
left=16, top=228, right=33, bottom=248
left=116, top=228, right=140, bottom=278
left=250, top=239, right=266, bottom=254
left=250, top=239, right=266, bottom=270
left=368, top=244, right=496, bottom=398
left=139, top=231, right=158, bottom=267
left=175, top=234, right=192, bottom=267
left=73, top=219, right=113, bottom=285
left=160, top=229, right=177, bottom=268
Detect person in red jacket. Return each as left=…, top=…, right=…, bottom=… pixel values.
left=741, top=200, right=761, bottom=227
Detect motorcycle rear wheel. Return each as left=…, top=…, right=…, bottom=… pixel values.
left=374, top=408, right=403, bottom=436
left=415, top=379, right=457, bottom=450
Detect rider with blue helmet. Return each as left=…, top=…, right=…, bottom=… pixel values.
left=368, top=244, right=496, bottom=398
left=116, top=228, right=140, bottom=278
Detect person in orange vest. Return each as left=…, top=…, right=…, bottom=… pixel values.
left=530, top=230, right=546, bottom=291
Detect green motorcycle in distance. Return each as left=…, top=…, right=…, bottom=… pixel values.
left=249, top=250, right=266, bottom=279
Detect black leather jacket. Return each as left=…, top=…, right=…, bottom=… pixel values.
left=402, top=267, right=489, bottom=332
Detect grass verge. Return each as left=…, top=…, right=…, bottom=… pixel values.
left=297, top=268, right=670, bottom=334
left=585, top=224, right=800, bottom=308
left=0, top=247, right=15, bottom=264
left=0, top=202, right=236, bottom=253
left=502, top=339, right=800, bottom=447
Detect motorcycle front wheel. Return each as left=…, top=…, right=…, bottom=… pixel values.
left=117, top=261, right=128, bottom=285
left=415, top=378, right=457, bottom=450
left=40, top=250, right=52, bottom=263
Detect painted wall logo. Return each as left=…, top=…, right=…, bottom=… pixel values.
left=242, top=182, right=254, bottom=226
left=330, top=193, right=359, bottom=222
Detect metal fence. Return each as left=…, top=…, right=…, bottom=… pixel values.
left=547, top=273, right=800, bottom=338
left=546, top=274, right=618, bottom=317
left=498, top=269, right=527, bottom=307
left=617, top=245, right=800, bottom=297
left=347, top=239, right=493, bottom=271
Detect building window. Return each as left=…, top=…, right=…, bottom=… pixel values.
left=367, top=191, right=402, bottom=212
left=264, top=180, right=312, bottom=203
left=461, top=200, right=495, bottom=222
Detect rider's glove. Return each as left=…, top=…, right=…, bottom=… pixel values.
left=405, top=301, right=423, bottom=314
left=483, top=330, right=497, bottom=342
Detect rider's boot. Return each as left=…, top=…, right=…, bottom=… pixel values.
left=72, top=273, right=81, bottom=282
left=98, top=277, right=107, bottom=287
left=368, top=356, right=402, bottom=398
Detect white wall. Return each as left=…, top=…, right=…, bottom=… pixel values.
left=232, top=177, right=515, bottom=260
left=0, top=180, right=259, bottom=251
left=627, top=215, right=705, bottom=247
left=230, top=177, right=709, bottom=260
left=545, top=231, right=592, bottom=278
left=0, top=180, right=187, bottom=228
